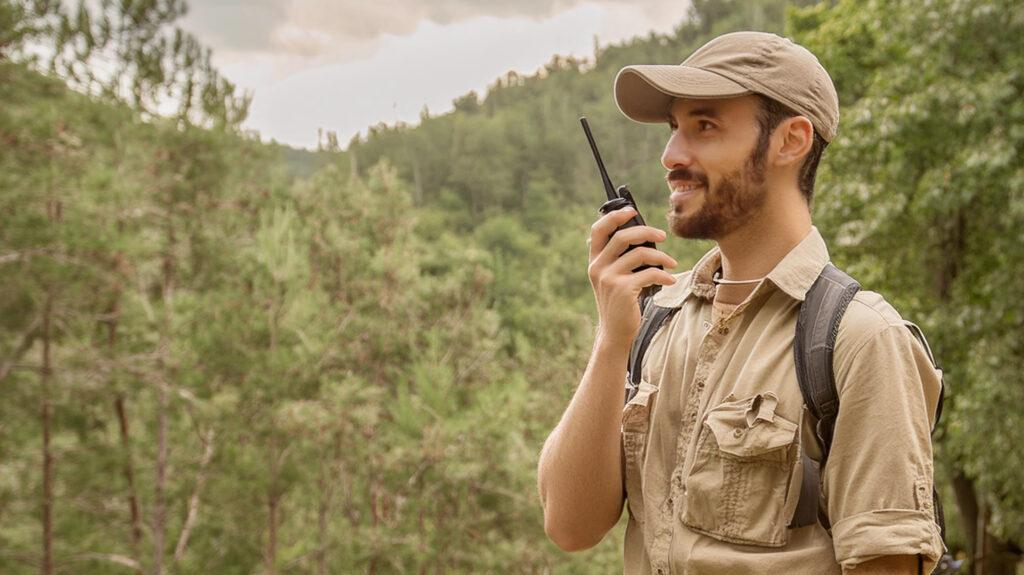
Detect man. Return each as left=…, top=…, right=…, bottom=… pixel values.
left=537, top=31, right=944, bottom=574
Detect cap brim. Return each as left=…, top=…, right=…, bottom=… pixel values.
left=614, top=65, right=751, bottom=123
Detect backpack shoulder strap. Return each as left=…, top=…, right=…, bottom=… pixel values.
left=625, top=295, right=679, bottom=404
left=789, top=263, right=860, bottom=529
left=793, top=263, right=861, bottom=459
left=789, top=265, right=950, bottom=547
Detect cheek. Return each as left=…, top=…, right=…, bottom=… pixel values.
left=703, top=143, right=751, bottom=179
left=697, top=138, right=734, bottom=164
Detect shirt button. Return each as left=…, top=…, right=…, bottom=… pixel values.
left=733, top=428, right=744, bottom=438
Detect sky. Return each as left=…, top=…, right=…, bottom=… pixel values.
left=180, top=0, right=689, bottom=150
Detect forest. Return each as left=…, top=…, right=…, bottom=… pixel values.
left=1, top=0, right=1022, bottom=573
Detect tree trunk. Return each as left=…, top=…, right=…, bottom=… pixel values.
left=40, top=288, right=54, bottom=575
left=974, top=498, right=1020, bottom=575
left=154, top=373, right=168, bottom=575
left=952, top=471, right=980, bottom=563
left=105, top=275, right=144, bottom=566
left=939, top=212, right=1021, bottom=574
left=154, top=203, right=176, bottom=575
left=115, top=396, right=144, bottom=563
left=316, top=432, right=342, bottom=575
left=265, top=435, right=279, bottom=575
left=316, top=446, right=329, bottom=575
left=410, top=152, right=424, bottom=206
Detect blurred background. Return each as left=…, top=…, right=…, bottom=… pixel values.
left=1, top=0, right=1022, bottom=573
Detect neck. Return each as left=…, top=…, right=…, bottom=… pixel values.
left=713, top=189, right=812, bottom=306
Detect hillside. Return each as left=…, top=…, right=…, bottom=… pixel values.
left=2, top=0, right=1023, bottom=572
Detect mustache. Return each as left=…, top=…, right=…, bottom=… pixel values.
left=666, top=168, right=708, bottom=186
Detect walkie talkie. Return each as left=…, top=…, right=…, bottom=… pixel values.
left=579, top=117, right=663, bottom=301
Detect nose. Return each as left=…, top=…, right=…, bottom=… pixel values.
left=661, top=130, right=695, bottom=171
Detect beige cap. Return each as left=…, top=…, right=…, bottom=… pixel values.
left=614, top=31, right=839, bottom=142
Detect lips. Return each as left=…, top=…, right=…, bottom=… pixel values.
left=670, top=186, right=704, bottom=208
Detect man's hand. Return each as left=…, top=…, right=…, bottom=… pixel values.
left=587, top=206, right=677, bottom=348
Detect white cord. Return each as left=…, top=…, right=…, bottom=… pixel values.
left=712, top=270, right=766, bottom=285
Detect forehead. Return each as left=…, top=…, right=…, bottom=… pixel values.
left=667, top=95, right=760, bottom=122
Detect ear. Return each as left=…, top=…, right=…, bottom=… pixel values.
left=773, top=116, right=814, bottom=168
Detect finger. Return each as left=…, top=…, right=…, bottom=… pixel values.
left=630, top=267, right=679, bottom=290
left=602, top=225, right=668, bottom=261
left=588, top=207, right=638, bottom=261
left=593, top=226, right=668, bottom=271
left=609, top=247, right=678, bottom=275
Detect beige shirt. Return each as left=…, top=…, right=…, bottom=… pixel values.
left=621, top=226, right=944, bottom=574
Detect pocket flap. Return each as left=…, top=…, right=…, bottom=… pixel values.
left=622, top=380, right=658, bottom=433
left=705, top=394, right=797, bottom=457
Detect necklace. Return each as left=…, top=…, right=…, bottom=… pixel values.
left=712, top=270, right=766, bottom=285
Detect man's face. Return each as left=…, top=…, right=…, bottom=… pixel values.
left=662, top=95, right=770, bottom=240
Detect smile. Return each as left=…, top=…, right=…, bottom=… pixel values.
left=672, top=185, right=703, bottom=193
left=671, top=187, right=704, bottom=206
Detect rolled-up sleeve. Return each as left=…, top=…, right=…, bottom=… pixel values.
left=826, top=320, right=945, bottom=571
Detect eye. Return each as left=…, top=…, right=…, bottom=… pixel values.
left=698, top=120, right=715, bottom=132
left=668, top=120, right=678, bottom=132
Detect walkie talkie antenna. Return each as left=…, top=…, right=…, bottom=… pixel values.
left=579, top=117, right=618, bottom=201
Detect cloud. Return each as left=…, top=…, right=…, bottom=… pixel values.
left=183, top=0, right=683, bottom=61
left=181, top=0, right=293, bottom=52
left=220, top=2, right=688, bottom=149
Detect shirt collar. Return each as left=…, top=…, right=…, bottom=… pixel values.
left=651, top=226, right=831, bottom=308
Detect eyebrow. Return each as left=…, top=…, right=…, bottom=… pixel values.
left=686, top=107, right=720, bottom=119
left=667, top=106, right=722, bottom=124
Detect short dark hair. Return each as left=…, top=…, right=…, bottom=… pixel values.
left=753, top=94, right=828, bottom=207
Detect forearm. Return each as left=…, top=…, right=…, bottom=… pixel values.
left=538, top=331, right=631, bottom=550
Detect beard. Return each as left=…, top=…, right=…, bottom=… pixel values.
left=666, top=139, right=769, bottom=240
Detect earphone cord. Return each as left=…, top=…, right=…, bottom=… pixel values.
left=712, top=270, right=766, bottom=285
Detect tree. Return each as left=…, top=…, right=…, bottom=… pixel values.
left=2, top=0, right=249, bottom=128
left=794, top=0, right=1024, bottom=570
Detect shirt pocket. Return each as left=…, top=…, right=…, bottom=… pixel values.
left=622, top=380, right=658, bottom=524
left=681, top=392, right=799, bottom=547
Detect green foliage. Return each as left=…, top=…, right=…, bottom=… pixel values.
left=2, top=0, right=1022, bottom=572
left=794, top=0, right=1024, bottom=545
left=1, top=0, right=249, bottom=128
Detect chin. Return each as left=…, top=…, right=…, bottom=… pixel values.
left=667, top=217, right=713, bottom=240
left=667, top=208, right=725, bottom=241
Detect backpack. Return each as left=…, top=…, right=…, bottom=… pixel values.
left=625, top=263, right=952, bottom=573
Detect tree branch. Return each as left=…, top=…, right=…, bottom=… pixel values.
left=172, top=429, right=215, bottom=563
left=0, top=316, right=41, bottom=383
